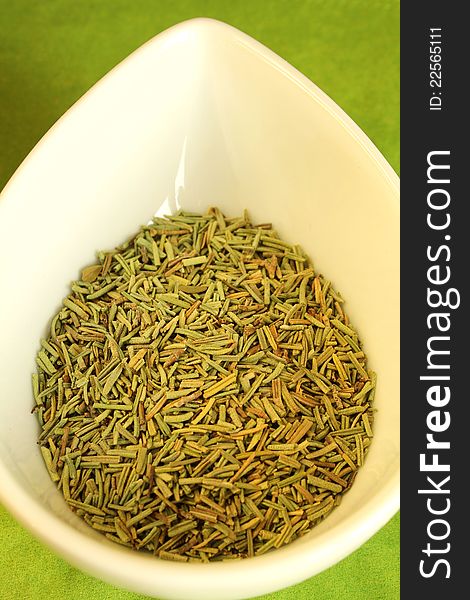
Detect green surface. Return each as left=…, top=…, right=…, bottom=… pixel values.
left=0, top=1, right=399, bottom=599
left=0, top=506, right=399, bottom=600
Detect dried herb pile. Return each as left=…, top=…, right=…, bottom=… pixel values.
left=33, top=208, right=375, bottom=562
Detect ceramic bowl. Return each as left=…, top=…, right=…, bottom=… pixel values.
left=0, top=18, right=399, bottom=600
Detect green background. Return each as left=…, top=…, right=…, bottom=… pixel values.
left=0, top=1, right=399, bottom=599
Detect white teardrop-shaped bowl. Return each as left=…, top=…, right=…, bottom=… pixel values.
left=0, top=18, right=399, bottom=600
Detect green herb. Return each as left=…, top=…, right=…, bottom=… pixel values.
left=33, top=208, right=375, bottom=562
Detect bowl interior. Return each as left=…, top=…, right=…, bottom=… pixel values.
left=0, top=18, right=399, bottom=600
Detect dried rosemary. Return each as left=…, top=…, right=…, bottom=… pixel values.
left=33, top=208, right=375, bottom=562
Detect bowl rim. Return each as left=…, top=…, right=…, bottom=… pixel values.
left=0, top=16, right=399, bottom=600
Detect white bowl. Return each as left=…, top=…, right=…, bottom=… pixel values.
left=0, top=18, right=399, bottom=600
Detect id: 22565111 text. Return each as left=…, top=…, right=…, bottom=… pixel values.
left=429, top=28, right=442, bottom=111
